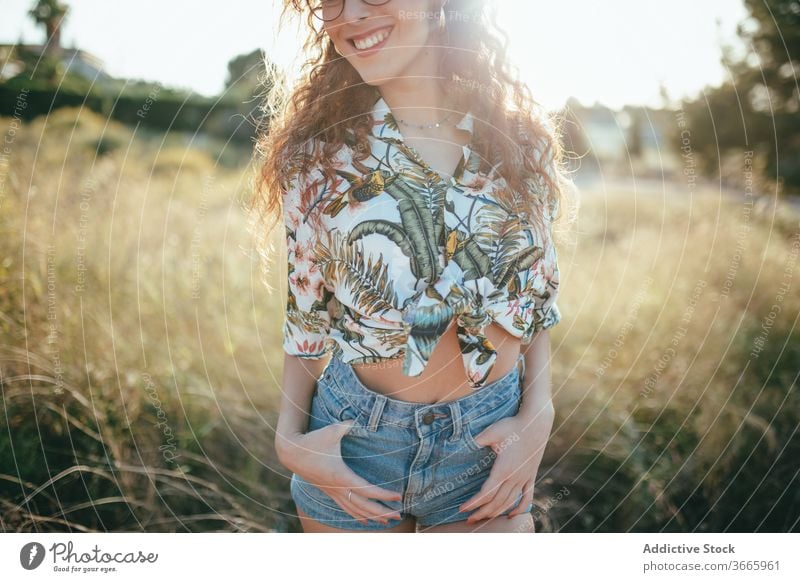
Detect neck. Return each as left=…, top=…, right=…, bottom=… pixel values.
left=377, top=48, right=452, bottom=126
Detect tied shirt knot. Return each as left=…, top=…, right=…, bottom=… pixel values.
left=400, top=260, right=498, bottom=389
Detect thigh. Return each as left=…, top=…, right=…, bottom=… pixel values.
left=297, top=508, right=417, bottom=533
left=417, top=513, right=534, bottom=533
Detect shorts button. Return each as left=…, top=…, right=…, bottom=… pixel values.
left=422, top=411, right=435, bottom=424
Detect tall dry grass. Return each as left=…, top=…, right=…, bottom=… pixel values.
left=544, top=182, right=800, bottom=532
left=1, top=108, right=294, bottom=531
left=1, top=108, right=798, bottom=532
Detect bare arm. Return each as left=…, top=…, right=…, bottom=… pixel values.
left=274, top=354, right=330, bottom=463
left=518, top=329, right=555, bottom=420
left=276, top=163, right=336, bottom=464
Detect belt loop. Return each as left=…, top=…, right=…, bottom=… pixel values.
left=517, top=353, right=526, bottom=384
left=367, top=394, right=387, bottom=432
left=447, top=401, right=463, bottom=442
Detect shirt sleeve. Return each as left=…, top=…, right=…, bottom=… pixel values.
left=529, top=254, right=561, bottom=335
left=521, top=130, right=563, bottom=342
left=521, top=245, right=561, bottom=343
left=281, top=168, right=333, bottom=359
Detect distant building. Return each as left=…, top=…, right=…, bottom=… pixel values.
left=0, top=43, right=111, bottom=82
left=563, top=98, right=681, bottom=180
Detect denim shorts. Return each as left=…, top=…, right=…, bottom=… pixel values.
left=289, top=352, right=534, bottom=530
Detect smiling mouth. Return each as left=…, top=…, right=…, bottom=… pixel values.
left=348, top=26, right=393, bottom=53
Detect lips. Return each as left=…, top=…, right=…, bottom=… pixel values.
left=347, top=25, right=393, bottom=53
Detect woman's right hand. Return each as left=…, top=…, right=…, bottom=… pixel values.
left=278, top=421, right=403, bottom=526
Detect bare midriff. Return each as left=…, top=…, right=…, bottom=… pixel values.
left=349, top=320, right=522, bottom=404
left=345, top=124, right=523, bottom=404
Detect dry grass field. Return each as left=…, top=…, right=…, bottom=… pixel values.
left=1, top=109, right=798, bottom=532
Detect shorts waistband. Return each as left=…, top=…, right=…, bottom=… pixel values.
left=318, top=353, right=525, bottom=430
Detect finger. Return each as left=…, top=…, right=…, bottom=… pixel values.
left=348, top=491, right=402, bottom=523
left=323, top=486, right=372, bottom=525
left=504, top=489, right=527, bottom=516
left=459, top=474, right=504, bottom=513
left=313, top=419, right=354, bottom=439
left=470, top=423, right=497, bottom=451
left=504, top=478, right=533, bottom=513
left=332, top=419, right=356, bottom=435
left=494, top=487, right=524, bottom=518
left=335, top=496, right=371, bottom=526
left=350, top=489, right=403, bottom=521
left=310, top=419, right=355, bottom=448
left=345, top=496, right=388, bottom=524
left=507, top=479, right=535, bottom=517
left=338, top=489, right=391, bottom=525
left=504, top=491, right=526, bottom=515
left=467, top=480, right=517, bottom=522
left=338, top=467, right=403, bottom=521
left=343, top=467, right=403, bottom=503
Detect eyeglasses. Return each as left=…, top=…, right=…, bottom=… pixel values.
left=309, top=0, right=392, bottom=22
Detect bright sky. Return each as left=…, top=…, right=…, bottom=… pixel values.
left=0, top=0, right=749, bottom=111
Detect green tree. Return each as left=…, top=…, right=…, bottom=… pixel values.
left=222, top=49, right=278, bottom=139
left=676, top=0, right=800, bottom=194
left=28, top=0, right=69, bottom=54
left=224, top=48, right=270, bottom=102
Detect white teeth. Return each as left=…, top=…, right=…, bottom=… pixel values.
left=353, top=28, right=390, bottom=50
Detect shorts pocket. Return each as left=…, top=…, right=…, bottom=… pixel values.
left=308, top=382, right=365, bottom=437
left=462, top=389, right=522, bottom=452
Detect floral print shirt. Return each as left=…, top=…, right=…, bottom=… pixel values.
left=282, top=96, right=561, bottom=389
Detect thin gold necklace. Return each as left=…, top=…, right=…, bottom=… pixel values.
left=397, top=110, right=455, bottom=130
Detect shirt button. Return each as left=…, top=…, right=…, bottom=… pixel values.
left=422, top=412, right=435, bottom=424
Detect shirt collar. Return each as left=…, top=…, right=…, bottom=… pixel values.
left=370, top=95, right=474, bottom=141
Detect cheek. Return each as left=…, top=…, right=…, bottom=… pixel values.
left=328, top=35, right=359, bottom=61
left=391, top=20, right=434, bottom=55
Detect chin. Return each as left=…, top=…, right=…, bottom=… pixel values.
left=350, top=58, right=419, bottom=88
left=346, top=65, right=398, bottom=87
left=358, top=75, right=393, bottom=87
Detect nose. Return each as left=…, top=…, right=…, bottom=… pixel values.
left=341, top=0, right=375, bottom=23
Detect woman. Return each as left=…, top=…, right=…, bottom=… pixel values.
left=250, top=0, right=573, bottom=532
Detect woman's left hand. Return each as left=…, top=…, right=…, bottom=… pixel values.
left=458, top=403, right=555, bottom=522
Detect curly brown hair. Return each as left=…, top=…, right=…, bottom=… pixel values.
left=247, top=0, right=573, bottom=292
